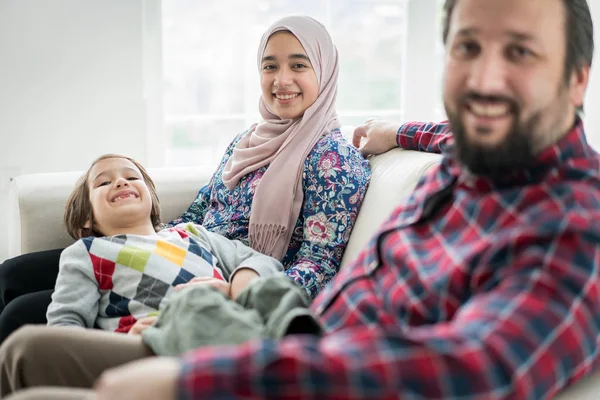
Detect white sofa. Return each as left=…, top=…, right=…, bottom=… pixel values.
left=5, top=140, right=599, bottom=398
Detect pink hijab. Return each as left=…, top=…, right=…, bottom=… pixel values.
left=222, top=15, right=340, bottom=260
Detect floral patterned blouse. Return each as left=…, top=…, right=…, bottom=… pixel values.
left=169, top=128, right=371, bottom=298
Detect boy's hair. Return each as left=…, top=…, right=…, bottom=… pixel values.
left=64, top=154, right=162, bottom=239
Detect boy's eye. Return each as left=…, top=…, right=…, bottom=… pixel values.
left=98, top=181, right=110, bottom=187
left=127, top=177, right=139, bottom=181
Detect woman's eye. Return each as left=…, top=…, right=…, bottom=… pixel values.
left=262, top=64, right=276, bottom=71
left=292, top=63, right=307, bottom=69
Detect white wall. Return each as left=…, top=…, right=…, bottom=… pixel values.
left=0, top=0, right=161, bottom=262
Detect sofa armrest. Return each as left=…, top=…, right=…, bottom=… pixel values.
left=7, top=167, right=214, bottom=258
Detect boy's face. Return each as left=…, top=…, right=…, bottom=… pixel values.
left=86, top=157, right=154, bottom=236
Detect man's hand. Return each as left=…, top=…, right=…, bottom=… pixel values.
left=93, top=357, right=181, bottom=400
left=174, top=276, right=231, bottom=298
left=127, top=316, right=158, bottom=336
left=352, top=119, right=401, bottom=156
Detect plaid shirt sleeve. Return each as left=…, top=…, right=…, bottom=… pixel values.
left=176, top=212, right=600, bottom=399
left=397, top=120, right=451, bottom=153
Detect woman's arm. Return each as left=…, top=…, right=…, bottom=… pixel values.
left=286, top=133, right=371, bottom=298
left=166, top=184, right=211, bottom=227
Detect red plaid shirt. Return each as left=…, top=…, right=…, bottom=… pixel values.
left=178, top=120, right=600, bottom=400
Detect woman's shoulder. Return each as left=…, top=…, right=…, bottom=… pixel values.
left=305, top=128, right=369, bottom=168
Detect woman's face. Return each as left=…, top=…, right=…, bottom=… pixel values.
left=260, top=31, right=319, bottom=120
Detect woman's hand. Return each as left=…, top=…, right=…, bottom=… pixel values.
left=352, top=119, right=401, bottom=156
left=127, top=316, right=158, bottom=336
left=174, top=276, right=231, bottom=298
left=93, top=357, right=181, bottom=400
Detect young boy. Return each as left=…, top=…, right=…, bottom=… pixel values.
left=47, top=154, right=283, bottom=334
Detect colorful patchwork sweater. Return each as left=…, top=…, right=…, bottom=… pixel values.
left=46, top=223, right=283, bottom=333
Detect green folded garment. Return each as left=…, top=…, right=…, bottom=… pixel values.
left=142, top=275, right=321, bottom=356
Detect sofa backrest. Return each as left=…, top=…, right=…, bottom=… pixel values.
left=7, top=130, right=443, bottom=263
left=340, top=148, right=441, bottom=268
left=7, top=167, right=214, bottom=258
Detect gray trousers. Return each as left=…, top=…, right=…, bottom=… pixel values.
left=0, top=326, right=153, bottom=398
left=5, top=387, right=91, bottom=400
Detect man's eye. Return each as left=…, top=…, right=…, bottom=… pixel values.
left=508, top=45, right=534, bottom=60
left=455, top=41, right=479, bottom=56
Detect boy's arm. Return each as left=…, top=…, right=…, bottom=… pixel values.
left=46, top=240, right=100, bottom=328
left=182, top=223, right=283, bottom=284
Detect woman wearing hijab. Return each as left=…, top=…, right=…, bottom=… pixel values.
left=0, top=16, right=371, bottom=397
left=0, top=15, right=370, bottom=344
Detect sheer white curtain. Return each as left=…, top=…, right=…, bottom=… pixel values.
left=160, top=0, right=445, bottom=168
left=156, top=0, right=599, bottom=166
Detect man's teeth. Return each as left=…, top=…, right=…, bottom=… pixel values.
left=113, top=194, right=137, bottom=202
left=470, top=102, right=510, bottom=118
left=275, top=93, right=300, bottom=100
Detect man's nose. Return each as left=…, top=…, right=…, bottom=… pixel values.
left=466, top=51, right=509, bottom=95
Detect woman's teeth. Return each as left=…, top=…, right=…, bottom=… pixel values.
left=275, top=93, right=300, bottom=100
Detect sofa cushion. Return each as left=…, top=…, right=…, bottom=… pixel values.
left=340, top=148, right=441, bottom=268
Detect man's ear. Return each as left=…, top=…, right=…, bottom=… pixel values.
left=570, top=65, right=591, bottom=109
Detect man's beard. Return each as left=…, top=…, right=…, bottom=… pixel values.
left=445, top=93, right=538, bottom=178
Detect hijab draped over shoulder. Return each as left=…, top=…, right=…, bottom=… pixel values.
left=222, top=15, right=340, bottom=260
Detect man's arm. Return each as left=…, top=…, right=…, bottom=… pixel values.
left=94, top=214, right=600, bottom=400
left=175, top=215, right=600, bottom=399
left=353, top=119, right=451, bottom=156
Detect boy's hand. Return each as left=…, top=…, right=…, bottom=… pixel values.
left=174, top=277, right=231, bottom=298
left=127, top=316, right=158, bottom=336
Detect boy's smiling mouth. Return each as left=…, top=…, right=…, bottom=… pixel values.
left=111, top=191, right=139, bottom=203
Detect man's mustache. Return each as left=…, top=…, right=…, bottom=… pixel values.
left=459, top=92, right=520, bottom=112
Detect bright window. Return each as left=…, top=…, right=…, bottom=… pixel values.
left=161, top=0, right=446, bottom=168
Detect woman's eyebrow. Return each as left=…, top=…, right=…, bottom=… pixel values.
left=288, top=54, right=310, bottom=61
left=261, top=54, right=310, bottom=62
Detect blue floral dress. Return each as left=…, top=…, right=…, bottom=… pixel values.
left=169, top=128, right=371, bottom=298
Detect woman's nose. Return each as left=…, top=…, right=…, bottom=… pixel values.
left=275, top=68, right=293, bottom=87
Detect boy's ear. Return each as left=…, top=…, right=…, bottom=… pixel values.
left=83, top=220, right=91, bottom=229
